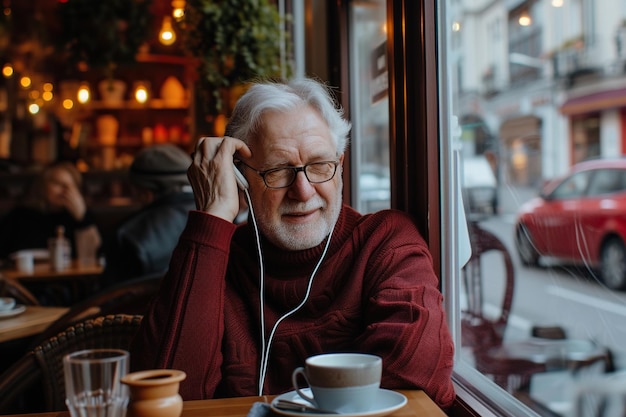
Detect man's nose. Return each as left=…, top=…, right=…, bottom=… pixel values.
left=287, top=171, right=316, bottom=200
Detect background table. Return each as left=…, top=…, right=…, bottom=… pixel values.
left=2, top=261, right=103, bottom=282
left=2, top=261, right=104, bottom=306
left=0, top=306, right=69, bottom=343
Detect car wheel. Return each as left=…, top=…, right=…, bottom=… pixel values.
left=600, top=238, right=626, bottom=291
left=516, top=225, right=539, bottom=267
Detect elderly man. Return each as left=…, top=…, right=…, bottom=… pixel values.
left=131, top=78, right=455, bottom=409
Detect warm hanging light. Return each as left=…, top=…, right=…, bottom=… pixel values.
left=77, top=83, right=90, bottom=104
left=2, top=63, right=13, bottom=78
left=28, top=103, right=40, bottom=115
left=134, top=82, right=149, bottom=104
left=20, top=76, right=31, bottom=88
left=159, top=16, right=176, bottom=45
left=551, top=0, right=564, bottom=7
left=172, top=0, right=185, bottom=20
left=42, top=83, right=54, bottom=102
left=518, top=11, right=532, bottom=26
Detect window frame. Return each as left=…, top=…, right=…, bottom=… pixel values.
left=335, top=0, right=550, bottom=415
left=325, top=0, right=547, bottom=414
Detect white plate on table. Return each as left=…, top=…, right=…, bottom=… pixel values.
left=271, top=388, right=407, bottom=417
left=0, top=304, right=26, bottom=319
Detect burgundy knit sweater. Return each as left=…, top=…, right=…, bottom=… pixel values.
left=131, top=205, right=456, bottom=409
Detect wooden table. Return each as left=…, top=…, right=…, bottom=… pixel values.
left=2, top=261, right=104, bottom=305
left=0, top=306, right=69, bottom=343
left=2, top=261, right=103, bottom=282
left=0, top=389, right=445, bottom=417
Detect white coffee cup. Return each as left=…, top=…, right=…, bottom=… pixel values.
left=0, top=297, right=16, bottom=311
left=15, top=252, right=34, bottom=274
left=291, top=353, right=382, bottom=413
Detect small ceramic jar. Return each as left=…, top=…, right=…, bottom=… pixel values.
left=121, top=369, right=186, bottom=417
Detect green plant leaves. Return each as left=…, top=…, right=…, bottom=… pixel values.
left=179, top=0, right=291, bottom=116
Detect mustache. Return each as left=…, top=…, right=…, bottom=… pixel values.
left=279, top=197, right=326, bottom=215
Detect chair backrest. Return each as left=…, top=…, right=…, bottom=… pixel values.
left=31, top=273, right=161, bottom=346
left=0, top=314, right=143, bottom=414
left=461, top=221, right=515, bottom=348
left=1, top=275, right=40, bottom=306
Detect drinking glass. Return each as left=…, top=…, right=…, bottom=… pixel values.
left=63, top=349, right=129, bottom=417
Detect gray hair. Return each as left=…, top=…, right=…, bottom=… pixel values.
left=225, top=78, right=351, bottom=154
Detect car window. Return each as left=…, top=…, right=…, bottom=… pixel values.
left=587, top=169, right=626, bottom=196
left=550, top=171, right=590, bottom=200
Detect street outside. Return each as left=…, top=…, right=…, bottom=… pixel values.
left=466, top=183, right=626, bottom=413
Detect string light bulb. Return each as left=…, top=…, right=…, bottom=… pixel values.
left=2, top=63, right=13, bottom=78
left=172, top=0, right=185, bottom=20
left=20, top=76, right=31, bottom=88
left=134, top=82, right=149, bottom=104
left=77, top=83, right=90, bottom=104
left=159, top=16, right=176, bottom=45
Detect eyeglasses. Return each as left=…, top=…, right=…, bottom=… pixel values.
left=237, top=160, right=340, bottom=189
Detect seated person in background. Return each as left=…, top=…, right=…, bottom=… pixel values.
left=102, top=144, right=195, bottom=285
left=131, top=78, right=455, bottom=409
left=0, top=160, right=101, bottom=263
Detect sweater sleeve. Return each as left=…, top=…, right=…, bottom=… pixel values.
left=357, top=212, right=456, bottom=409
left=129, top=210, right=237, bottom=400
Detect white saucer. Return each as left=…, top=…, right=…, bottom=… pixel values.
left=271, top=388, right=407, bottom=417
left=0, top=304, right=26, bottom=319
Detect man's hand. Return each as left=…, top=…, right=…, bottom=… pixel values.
left=188, top=136, right=252, bottom=222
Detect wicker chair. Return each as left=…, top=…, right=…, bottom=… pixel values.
left=30, top=273, right=161, bottom=347
left=0, top=314, right=143, bottom=414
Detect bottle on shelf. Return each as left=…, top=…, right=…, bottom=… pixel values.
left=49, top=225, right=71, bottom=271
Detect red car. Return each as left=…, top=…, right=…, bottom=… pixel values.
left=514, top=158, right=626, bottom=290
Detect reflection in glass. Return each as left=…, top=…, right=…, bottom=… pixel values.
left=349, top=0, right=390, bottom=214
left=444, top=0, right=626, bottom=414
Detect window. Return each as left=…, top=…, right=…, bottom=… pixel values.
left=344, top=0, right=626, bottom=415
left=441, top=0, right=626, bottom=415
left=586, top=169, right=625, bottom=196
left=348, top=0, right=390, bottom=215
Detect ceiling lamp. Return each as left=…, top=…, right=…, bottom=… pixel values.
left=159, top=16, right=176, bottom=46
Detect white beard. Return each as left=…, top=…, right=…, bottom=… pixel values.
left=258, top=193, right=342, bottom=251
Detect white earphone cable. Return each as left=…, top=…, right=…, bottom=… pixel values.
left=240, top=188, right=335, bottom=395
left=257, top=227, right=333, bottom=395
left=239, top=188, right=267, bottom=394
